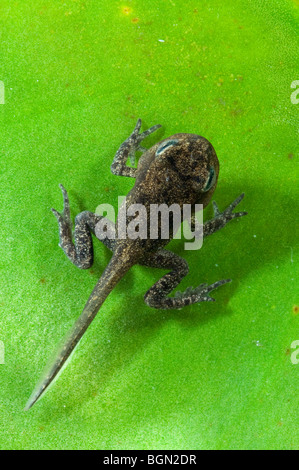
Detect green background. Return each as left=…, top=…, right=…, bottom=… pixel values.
left=0, top=0, right=298, bottom=450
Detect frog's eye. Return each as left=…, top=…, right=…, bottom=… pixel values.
left=156, top=139, right=178, bottom=155
left=203, top=167, right=216, bottom=192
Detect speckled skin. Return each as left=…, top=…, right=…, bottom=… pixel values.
left=25, top=119, right=247, bottom=410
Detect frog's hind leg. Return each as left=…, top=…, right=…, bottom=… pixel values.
left=51, top=184, right=115, bottom=269
left=111, top=119, right=161, bottom=178
left=141, top=249, right=230, bottom=309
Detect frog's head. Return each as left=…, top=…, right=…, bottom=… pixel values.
left=154, top=133, right=219, bottom=207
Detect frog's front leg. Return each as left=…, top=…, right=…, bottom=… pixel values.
left=202, top=193, right=247, bottom=238
left=51, top=184, right=115, bottom=269
left=110, top=119, right=161, bottom=178
left=141, top=249, right=230, bottom=309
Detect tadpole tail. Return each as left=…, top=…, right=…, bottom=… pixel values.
left=24, top=252, right=134, bottom=411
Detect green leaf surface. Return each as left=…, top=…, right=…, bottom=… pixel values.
left=0, top=0, right=298, bottom=450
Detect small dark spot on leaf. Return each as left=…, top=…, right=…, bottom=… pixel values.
left=122, top=7, right=132, bottom=15
left=288, top=153, right=294, bottom=159
left=230, top=108, right=243, bottom=117
left=40, top=278, right=46, bottom=284
left=293, top=305, right=299, bottom=314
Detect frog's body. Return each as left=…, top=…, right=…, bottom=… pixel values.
left=25, top=119, right=247, bottom=410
